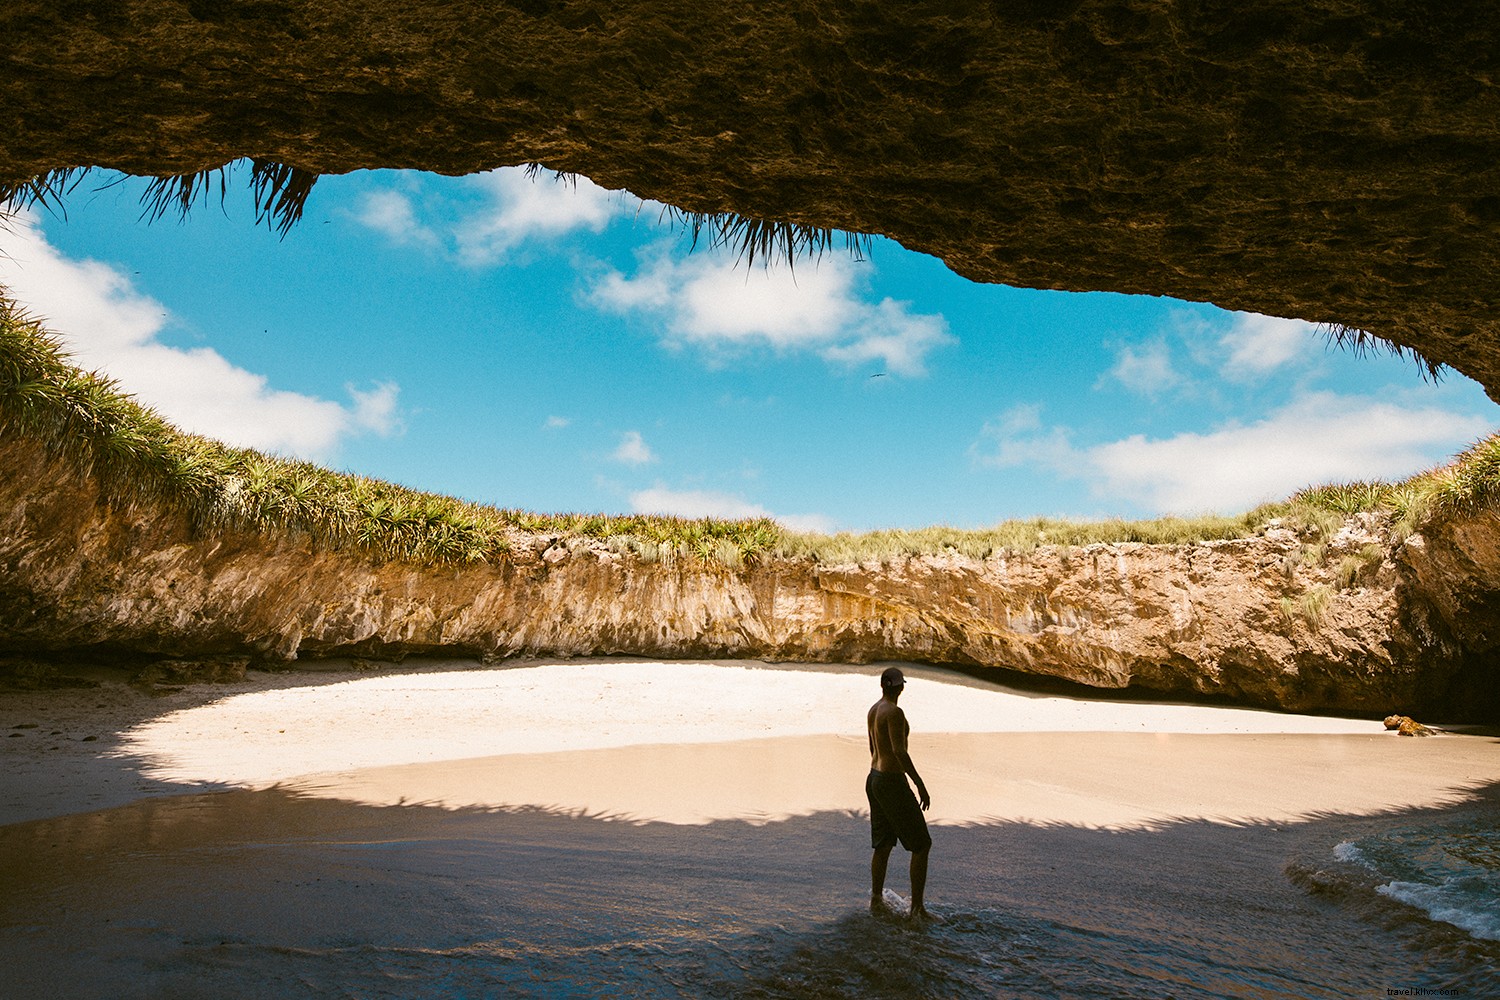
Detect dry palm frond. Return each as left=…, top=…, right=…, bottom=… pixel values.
left=137, top=167, right=233, bottom=224
left=1, top=159, right=319, bottom=238
left=664, top=206, right=872, bottom=269
left=522, top=162, right=872, bottom=269
left=0, top=168, right=91, bottom=221
left=249, top=160, right=319, bottom=236
left=1316, top=321, right=1445, bottom=382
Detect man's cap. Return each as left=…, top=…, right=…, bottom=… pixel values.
left=880, top=666, right=906, bottom=689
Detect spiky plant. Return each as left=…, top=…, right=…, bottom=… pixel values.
left=2, top=159, right=320, bottom=237
left=0, top=168, right=90, bottom=220
left=664, top=206, right=872, bottom=269
left=1315, top=321, right=1446, bottom=382
left=1292, top=481, right=1394, bottom=515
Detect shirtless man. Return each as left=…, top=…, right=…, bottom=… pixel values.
left=866, top=665, right=932, bottom=922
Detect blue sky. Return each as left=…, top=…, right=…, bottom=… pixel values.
left=2, top=166, right=1496, bottom=533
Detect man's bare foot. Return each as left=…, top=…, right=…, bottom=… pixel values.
left=871, top=896, right=898, bottom=919
left=908, top=906, right=940, bottom=926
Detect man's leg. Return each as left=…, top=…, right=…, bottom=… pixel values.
left=909, top=846, right=930, bottom=919
left=870, top=844, right=894, bottom=913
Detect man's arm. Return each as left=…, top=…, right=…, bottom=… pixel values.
left=890, top=709, right=930, bottom=811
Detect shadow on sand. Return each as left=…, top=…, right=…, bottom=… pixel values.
left=0, top=779, right=1496, bottom=999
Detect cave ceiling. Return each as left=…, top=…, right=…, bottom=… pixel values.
left=4, top=1, right=1500, bottom=395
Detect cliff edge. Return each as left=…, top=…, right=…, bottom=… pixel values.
left=4, top=429, right=1495, bottom=719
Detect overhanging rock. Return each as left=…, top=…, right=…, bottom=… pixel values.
left=4, top=2, right=1500, bottom=392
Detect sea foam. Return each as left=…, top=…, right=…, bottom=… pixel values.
left=1378, top=879, right=1500, bottom=942
left=1332, top=840, right=1369, bottom=866
left=1341, top=820, right=1500, bottom=944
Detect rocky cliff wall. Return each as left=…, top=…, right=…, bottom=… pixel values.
left=5, top=432, right=1496, bottom=718
left=5, top=2, right=1500, bottom=394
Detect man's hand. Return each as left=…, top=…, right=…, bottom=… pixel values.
left=917, top=783, right=931, bottom=811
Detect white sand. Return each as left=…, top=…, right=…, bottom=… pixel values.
left=76, top=658, right=1489, bottom=829
left=116, top=658, right=1379, bottom=783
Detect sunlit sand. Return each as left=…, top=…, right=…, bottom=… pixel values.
left=102, top=659, right=1492, bottom=829
left=4, top=657, right=1497, bottom=998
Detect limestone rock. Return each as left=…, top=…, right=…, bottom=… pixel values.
left=1383, top=714, right=1435, bottom=737
left=3, top=432, right=1498, bottom=718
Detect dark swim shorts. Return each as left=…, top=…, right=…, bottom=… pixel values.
left=866, top=768, right=931, bottom=852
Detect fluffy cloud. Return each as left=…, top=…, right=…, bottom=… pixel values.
left=976, top=392, right=1491, bottom=514
left=1219, top=313, right=1320, bottom=380
left=591, top=250, right=952, bottom=375
left=353, top=189, right=438, bottom=248
left=1102, top=311, right=1321, bottom=398
left=629, top=486, right=835, bottom=534
left=1104, top=339, right=1181, bottom=396
left=612, top=430, right=656, bottom=465
left=0, top=209, right=400, bottom=460
left=974, top=404, right=1074, bottom=469
left=351, top=167, right=624, bottom=265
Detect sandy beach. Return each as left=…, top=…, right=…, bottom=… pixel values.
left=2, top=658, right=1496, bottom=998
left=1, top=657, right=1492, bottom=828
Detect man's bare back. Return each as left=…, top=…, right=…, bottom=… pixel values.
left=868, top=698, right=910, bottom=775
left=864, top=666, right=932, bottom=923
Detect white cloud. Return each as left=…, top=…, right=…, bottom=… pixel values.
left=454, top=170, right=621, bottom=266
left=350, top=167, right=625, bottom=265
left=976, top=392, right=1491, bottom=514
left=1219, top=313, right=1319, bottom=379
left=976, top=404, right=1074, bottom=469
left=0, top=209, right=401, bottom=461
left=353, top=190, right=437, bottom=248
left=348, top=381, right=402, bottom=436
left=1099, top=310, right=1316, bottom=398
left=820, top=299, right=953, bottom=375
left=591, top=249, right=952, bottom=375
left=544, top=415, right=571, bottom=429
left=1105, top=339, right=1180, bottom=396
left=612, top=430, right=656, bottom=465
left=629, top=486, right=835, bottom=534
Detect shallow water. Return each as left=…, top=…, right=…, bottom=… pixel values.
left=1352, top=820, right=1500, bottom=941
left=3, top=786, right=1496, bottom=998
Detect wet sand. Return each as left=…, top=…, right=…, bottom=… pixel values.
left=2, top=658, right=1496, bottom=998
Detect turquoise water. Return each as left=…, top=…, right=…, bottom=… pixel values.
left=2, top=787, right=1496, bottom=998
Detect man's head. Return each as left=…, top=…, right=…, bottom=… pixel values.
left=880, top=667, right=906, bottom=694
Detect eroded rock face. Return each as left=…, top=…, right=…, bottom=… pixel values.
left=4, top=3, right=1500, bottom=393
left=4, top=433, right=1496, bottom=718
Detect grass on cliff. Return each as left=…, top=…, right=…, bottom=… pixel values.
left=0, top=298, right=782, bottom=564
left=781, top=447, right=1500, bottom=565
left=4, top=295, right=1499, bottom=568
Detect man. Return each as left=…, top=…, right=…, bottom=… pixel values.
left=866, top=665, right=932, bottom=922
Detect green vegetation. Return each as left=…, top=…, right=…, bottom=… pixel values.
left=1287, top=440, right=1500, bottom=539
left=773, top=512, right=1278, bottom=563
left=1280, top=584, right=1334, bottom=629
left=1334, top=544, right=1386, bottom=590
left=0, top=298, right=780, bottom=564
left=772, top=442, right=1500, bottom=563
left=3, top=294, right=1499, bottom=569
